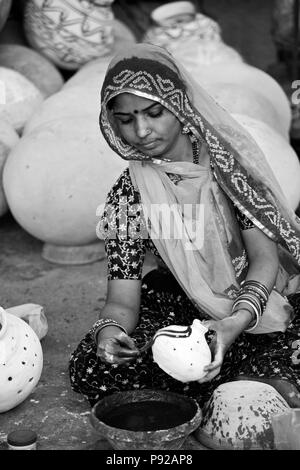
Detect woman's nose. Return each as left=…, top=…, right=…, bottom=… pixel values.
left=135, top=117, right=151, bottom=139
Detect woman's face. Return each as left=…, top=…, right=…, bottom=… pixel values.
left=111, top=92, right=183, bottom=160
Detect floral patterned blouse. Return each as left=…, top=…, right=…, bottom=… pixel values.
left=100, top=168, right=254, bottom=280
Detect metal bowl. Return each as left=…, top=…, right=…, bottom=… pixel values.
left=90, top=389, right=202, bottom=450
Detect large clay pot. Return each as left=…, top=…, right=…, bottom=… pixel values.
left=0, top=306, right=43, bottom=413
left=0, top=0, right=11, bottom=32
left=195, top=381, right=290, bottom=450
left=232, top=113, right=300, bottom=210
left=23, top=0, right=120, bottom=70
left=206, top=82, right=288, bottom=139
left=3, top=116, right=127, bottom=246
left=192, top=62, right=291, bottom=138
left=0, top=67, right=44, bottom=133
left=23, top=84, right=102, bottom=135
left=144, top=5, right=243, bottom=67
left=0, top=44, right=64, bottom=98
left=0, top=120, right=19, bottom=216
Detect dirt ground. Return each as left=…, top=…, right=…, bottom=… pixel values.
left=0, top=0, right=295, bottom=451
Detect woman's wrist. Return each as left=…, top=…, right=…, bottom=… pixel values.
left=230, top=308, right=254, bottom=329
left=92, top=318, right=128, bottom=345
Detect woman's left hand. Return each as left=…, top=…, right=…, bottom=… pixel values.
left=197, top=314, right=249, bottom=383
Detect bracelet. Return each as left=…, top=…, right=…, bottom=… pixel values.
left=244, top=309, right=261, bottom=332
left=231, top=306, right=256, bottom=323
left=92, top=318, right=128, bottom=345
left=240, top=280, right=270, bottom=298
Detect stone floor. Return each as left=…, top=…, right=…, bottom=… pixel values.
left=0, top=0, right=297, bottom=452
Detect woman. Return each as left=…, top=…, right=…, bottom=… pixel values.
left=69, top=44, right=300, bottom=408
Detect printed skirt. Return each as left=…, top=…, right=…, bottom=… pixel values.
left=69, top=268, right=300, bottom=408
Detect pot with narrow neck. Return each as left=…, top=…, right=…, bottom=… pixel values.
left=152, top=319, right=211, bottom=382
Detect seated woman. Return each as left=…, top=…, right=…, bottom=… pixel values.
left=69, top=43, right=300, bottom=408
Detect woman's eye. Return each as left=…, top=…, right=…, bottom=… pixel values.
left=148, top=109, right=163, bottom=118
left=118, top=118, right=133, bottom=125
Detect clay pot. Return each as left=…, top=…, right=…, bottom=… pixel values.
left=195, top=381, right=290, bottom=450
left=191, top=62, right=292, bottom=138
left=23, top=0, right=118, bottom=70
left=3, top=116, right=127, bottom=245
left=0, top=0, right=11, bottom=32
left=206, top=82, right=288, bottom=139
left=152, top=319, right=211, bottom=382
left=0, top=120, right=19, bottom=216
left=0, top=67, right=44, bottom=133
left=0, top=44, right=64, bottom=98
left=90, top=389, right=202, bottom=450
left=144, top=7, right=243, bottom=67
left=0, top=306, right=43, bottom=413
left=232, top=113, right=300, bottom=210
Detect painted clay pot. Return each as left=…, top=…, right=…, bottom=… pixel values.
left=0, top=44, right=64, bottom=98
left=144, top=6, right=243, bottom=67
left=152, top=319, right=211, bottom=382
left=0, top=0, right=12, bottom=32
left=0, top=306, right=43, bottom=413
left=3, top=116, right=127, bottom=246
left=23, top=0, right=116, bottom=70
left=0, top=67, right=44, bottom=133
left=232, top=113, right=300, bottom=210
left=0, top=120, right=19, bottom=216
left=195, top=381, right=290, bottom=450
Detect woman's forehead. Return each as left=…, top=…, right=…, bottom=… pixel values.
left=112, top=93, right=160, bottom=112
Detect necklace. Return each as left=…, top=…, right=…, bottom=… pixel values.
left=192, top=139, right=200, bottom=165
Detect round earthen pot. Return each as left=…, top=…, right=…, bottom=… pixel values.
left=0, top=44, right=64, bottom=98
left=195, top=381, right=290, bottom=450
left=23, top=0, right=118, bottom=70
left=0, top=120, right=19, bottom=216
left=232, top=113, right=300, bottom=210
left=191, top=62, right=292, bottom=138
left=0, top=306, right=43, bottom=413
left=0, top=67, right=44, bottom=133
left=3, top=116, right=127, bottom=245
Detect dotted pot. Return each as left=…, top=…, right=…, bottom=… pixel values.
left=0, top=306, right=43, bottom=413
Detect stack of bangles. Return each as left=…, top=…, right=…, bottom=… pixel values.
left=231, top=280, right=270, bottom=332
left=92, top=318, right=128, bottom=345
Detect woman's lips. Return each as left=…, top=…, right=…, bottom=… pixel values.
left=139, top=140, right=158, bottom=150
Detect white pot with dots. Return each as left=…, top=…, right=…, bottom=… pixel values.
left=0, top=306, right=43, bottom=413
left=152, top=319, right=211, bottom=383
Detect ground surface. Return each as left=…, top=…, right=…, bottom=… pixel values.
left=0, top=0, right=293, bottom=452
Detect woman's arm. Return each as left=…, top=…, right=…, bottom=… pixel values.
left=96, top=279, right=142, bottom=364
left=198, top=227, right=279, bottom=382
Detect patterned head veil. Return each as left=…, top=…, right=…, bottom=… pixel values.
left=100, top=43, right=300, bottom=333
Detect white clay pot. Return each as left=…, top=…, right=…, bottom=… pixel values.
left=3, top=116, right=127, bottom=245
left=232, top=113, right=300, bottom=210
left=190, top=62, right=291, bottom=138
left=0, top=44, right=64, bottom=98
left=152, top=319, right=211, bottom=383
left=0, top=67, right=44, bottom=133
left=0, top=306, right=43, bottom=413
left=0, top=120, right=19, bottom=216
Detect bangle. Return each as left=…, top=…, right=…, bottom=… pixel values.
left=92, top=318, right=128, bottom=345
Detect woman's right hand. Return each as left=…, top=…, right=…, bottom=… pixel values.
left=96, top=326, right=139, bottom=366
